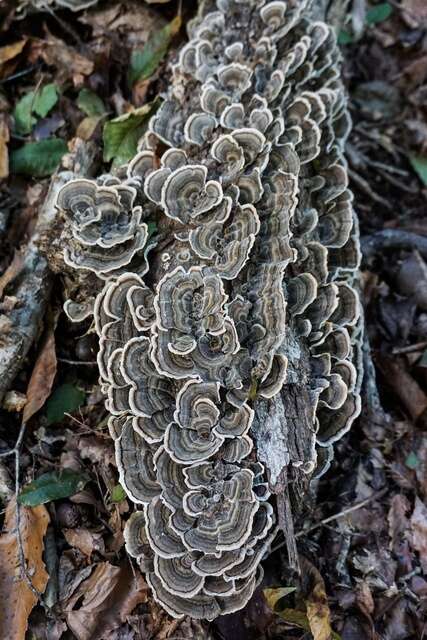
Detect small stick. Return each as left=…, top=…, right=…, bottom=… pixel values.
left=392, top=341, right=427, bottom=355
left=57, top=358, right=97, bottom=366
left=361, top=229, right=427, bottom=261
left=270, top=488, right=388, bottom=554
left=349, top=169, right=392, bottom=210
left=3, top=422, right=48, bottom=608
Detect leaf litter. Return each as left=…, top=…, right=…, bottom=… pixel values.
left=1, top=1, right=427, bottom=639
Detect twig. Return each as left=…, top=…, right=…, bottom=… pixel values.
left=361, top=229, right=427, bottom=262
left=392, top=341, right=427, bottom=355
left=3, top=422, right=48, bottom=608
left=348, top=169, right=393, bottom=210
left=0, top=65, right=41, bottom=85
left=0, top=421, right=26, bottom=459
left=295, top=487, right=388, bottom=537
left=270, top=488, right=388, bottom=554
left=57, top=358, right=97, bottom=366
left=37, top=3, right=84, bottom=46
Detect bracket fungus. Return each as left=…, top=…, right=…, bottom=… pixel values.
left=21, top=0, right=99, bottom=11
left=57, top=0, right=363, bottom=620
left=57, top=180, right=149, bottom=279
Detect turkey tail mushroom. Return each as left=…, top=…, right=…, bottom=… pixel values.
left=57, top=0, right=363, bottom=620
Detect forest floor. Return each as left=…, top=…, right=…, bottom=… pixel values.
left=0, top=1, right=426, bottom=639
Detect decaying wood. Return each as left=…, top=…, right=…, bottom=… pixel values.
left=0, top=141, right=97, bottom=403
left=51, top=0, right=363, bottom=618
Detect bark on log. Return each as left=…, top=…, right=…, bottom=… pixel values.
left=36, top=0, right=361, bottom=620
left=0, top=141, right=97, bottom=403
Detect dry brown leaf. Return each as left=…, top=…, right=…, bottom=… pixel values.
left=306, top=581, right=333, bottom=640
left=22, top=328, right=57, bottom=425
left=414, top=436, right=427, bottom=498
left=63, top=527, right=105, bottom=557
left=65, top=561, right=148, bottom=640
left=2, top=390, right=27, bottom=413
left=0, top=498, right=49, bottom=640
left=39, top=36, right=94, bottom=86
left=401, top=56, right=427, bottom=91
left=355, top=581, right=375, bottom=616
left=0, top=114, right=9, bottom=179
left=301, top=557, right=334, bottom=640
left=388, top=494, right=411, bottom=552
left=81, top=3, right=161, bottom=38
left=376, top=354, right=427, bottom=423
left=402, top=0, right=427, bottom=27
left=0, top=40, right=27, bottom=79
left=76, top=115, right=103, bottom=141
left=410, top=496, right=427, bottom=573
left=0, top=249, right=25, bottom=299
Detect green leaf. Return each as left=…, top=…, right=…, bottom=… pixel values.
left=10, top=138, right=67, bottom=177
left=13, top=84, right=59, bottom=134
left=13, top=92, right=37, bottom=135
left=103, top=99, right=160, bottom=169
left=338, top=29, right=354, bottom=45
left=77, top=88, right=106, bottom=118
left=45, top=383, right=86, bottom=425
left=110, top=484, right=126, bottom=503
left=18, top=469, right=89, bottom=506
left=146, top=220, right=157, bottom=239
left=33, top=83, right=59, bottom=118
left=366, top=2, right=393, bottom=25
left=128, top=15, right=181, bottom=87
left=405, top=452, right=419, bottom=469
left=409, top=155, right=427, bottom=187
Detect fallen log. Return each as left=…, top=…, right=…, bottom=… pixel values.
left=0, top=140, right=97, bottom=403
left=36, top=0, right=363, bottom=620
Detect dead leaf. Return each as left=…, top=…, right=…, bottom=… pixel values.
left=58, top=553, right=93, bottom=603
left=401, top=56, right=427, bottom=91
left=388, top=494, right=411, bottom=552
left=64, top=562, right=147, bottom=640
left=376, top=354, right=427, bottom=423
left=301, top=557, right=335, bottom=640
left=264, top=560, right=340, bottom=639
left=77, top=436, right=116, bottom=466
left=0, top=498, right=49, bottom=640
left=76, top=115, right=103, bottom=140
left=0, top=114, right=9, bottom=179
left=38, top=37, right=94, bottom=86
left=63, top=528, right=105, bottom=557
left=2, top=390, right=27, bottom=413
left=410, top=496, right=427, bottom=573
left=0, top=40, right=27, bottom=79
left=414, top=436, right=427, bottom=498
left=22, top=328, right=57, bottom=425
left=0, top=249, right=25, bottom=299
left=263, top=586, right=296, bottom=610
left=306, top=579, right=333, bottom=640
left=81, top=3, right=162, bottom=39
left=402, top=0, right=427, bottom=27
left=356, top=581, right=375, bottom=616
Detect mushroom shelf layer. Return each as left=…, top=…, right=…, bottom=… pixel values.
left=56, top=0, right=363, bottom=620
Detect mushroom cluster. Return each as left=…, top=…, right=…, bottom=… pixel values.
left=56, top=180, right=151, bottom=279
left=57, top=0, right=363, bottom=620
left=20, top=0, right=98, bottom=10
